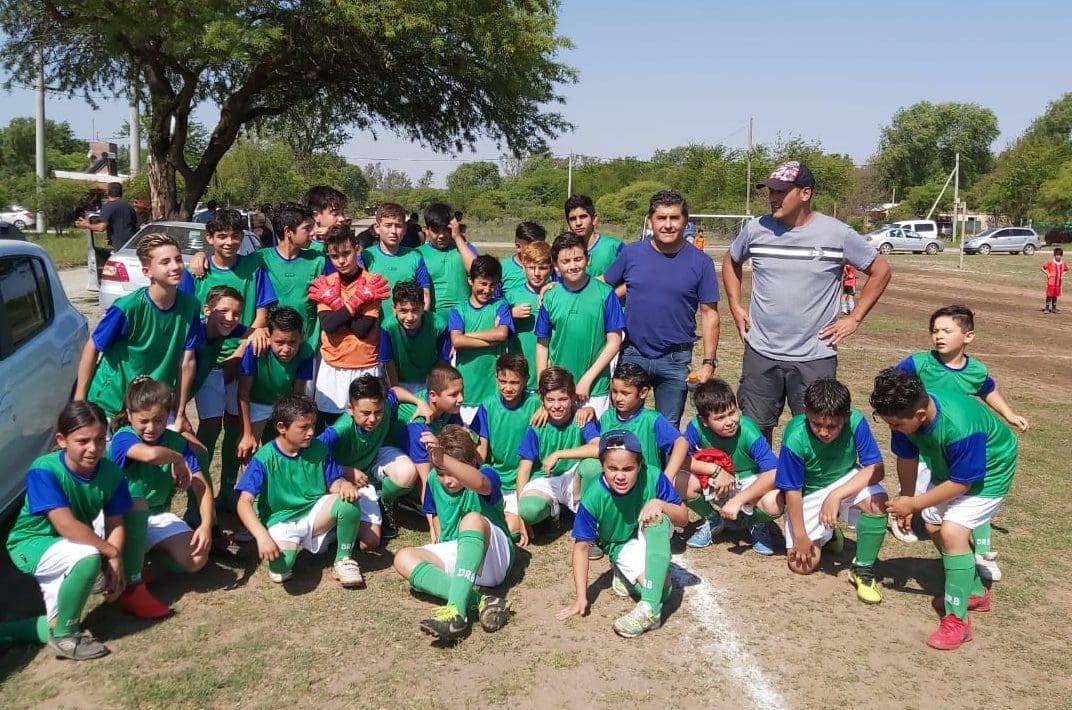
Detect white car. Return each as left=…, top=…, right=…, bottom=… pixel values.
left=99, top=221, right=261, bottom=309
left=0, top=205, right=34, bottom=230
left=0, top=240, right=89, bottom=516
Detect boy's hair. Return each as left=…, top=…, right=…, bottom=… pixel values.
left=1056, top=247, right=1065, bottom=257
left=929, top=304, right=975, bottom=333
left=519, top=240, right=551, bottom=265
left=56, top=400, right=108, bottom=438
left=392, top=279, right=424, bottom=307
left=550, top=232, right=587, bottom=263
left=469, top=254, right=502, bottom=282
left=376, top=202, right=407, bottom=223
left=612, top=361, right=651, bottom=391
left=515, top=221, right=547, bottom=243
left=267, top=306, right=304, bottom=334
left=348, top=374, right=385, bottom=403
left=803, top=378, right=851, bottom=417
left=270, top=393, right=317, bottom=429
left=204, top=285, right=244, bottom=308
left=273, top=201, right=314, bottom=237
left=537, top=366, right=576, bottom=399
left=438, top=424, right=483, bottom=468
left=423, top=202, right=453, bottom=232
left=304, top=185, right=347, bottom=213
left=206, top=208, right=245, bottom=235
left=135, top=233, right=181, bottom=266
left=495, top=351, right=530, bottom=383
left=648, top=189, right=689, bottom=217
left=107, top=182, right=123, bottom=198
left=324, top=222, right=358, bottom=250
left=564, top=194, right=596, bottom=219
left=426, top=362, right=463, bottom=394
left=693, top=378, right=738, bottom=419
left=870, top=368, right=930, bottom=418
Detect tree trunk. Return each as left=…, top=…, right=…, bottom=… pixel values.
left=147, top=152, right=181, bottom=220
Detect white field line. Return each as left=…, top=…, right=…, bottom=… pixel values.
left=670, top=555, right=789, bottom=709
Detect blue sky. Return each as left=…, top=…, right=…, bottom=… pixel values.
left=1, top=0, right=1068, bottom=184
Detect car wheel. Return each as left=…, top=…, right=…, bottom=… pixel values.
left=13, top=219, right=26, bottom=229
left=925, top=243, right=939, bottom=255
left=978, top=243, right=992, bottom=255
left=1023, top=244, right=1036, bottom=255
left=879, top=242, right=893, bottom=255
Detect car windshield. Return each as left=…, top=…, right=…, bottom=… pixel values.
left=973, top=228, right=1001, bottom=239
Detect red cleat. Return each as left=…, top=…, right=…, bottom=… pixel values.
left=932, top=586, right=991, bottom=615
left=118, top=582, right=171, bottom=619
left=927, top=614, right=973, bottom=650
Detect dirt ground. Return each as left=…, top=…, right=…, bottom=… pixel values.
left=2, top=253, right=1071, bottom=709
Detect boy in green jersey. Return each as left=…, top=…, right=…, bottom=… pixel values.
left=235, top=394, right=368, bottom=589
left=506, top=240, right=552, bottom=390
left=482, top=353, right=541, bottom=541
left=776, top=379, right=889, bottom=604
left=682, top=379, right=781, bottom=554
left=391, top=425, right=513, bottom=642
left=3, top=402, right=130, bottom=660
left=893, top=305, right=1027, bottom=580
left=449, top=255, right=515, bottom=409
left=564, top=194, right=624, bottom=279
left=178, top=286, right=247, bottom=430
left=535, top=233, right=625, bottom=418
left=500, top=221, right=547, bottom=295
left=871, top=369, right=1017, bottom=651
left=304, top=185, right=348, bottom=253
left=76, top=233, right=203, bottom=431
left=361, top=202, right=432, bottom=310
left=381, top=280, right=452, bottom=392
left=556, top=430, right=688, bottom=639
left=237, top=307, right=316, bottom=461
left=418, top=202, right=479, bottom=321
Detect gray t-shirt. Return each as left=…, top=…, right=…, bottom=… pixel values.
left=729, top=212, right=877, bottom=361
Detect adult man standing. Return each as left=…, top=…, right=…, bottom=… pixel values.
left=722, top=161, right=892, bottom=441
left=75, top=182, right=138, bottom=250
left=604, top=190, right=720, bottom=428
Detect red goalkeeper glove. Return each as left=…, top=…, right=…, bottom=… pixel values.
left=344, top=273, right=390, bottom=313
left=308, top=275, right=344, bottom=309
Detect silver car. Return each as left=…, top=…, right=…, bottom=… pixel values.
left=99, top=221, right=261, bottom=309
left=963, top=227, right=1041, bottom=255
left=0, top=240, right=89, bottom=516
left=863, top=226, right=945, bottom=256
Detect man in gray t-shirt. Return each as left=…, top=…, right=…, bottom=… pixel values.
left=722, top=161, right=892, bottom=440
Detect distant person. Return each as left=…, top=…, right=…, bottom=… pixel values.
left=1042, top=247, right=1068, bottom=313
left=193, top=199, right=218, bottom=224
left=402, top=211, right=423, bottom=249
left=75, top=183, right=139, bottom=251
left=356, top=221, right=378, bottom=249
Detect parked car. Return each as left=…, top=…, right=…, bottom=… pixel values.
left=890, top=219, right=941, bottom=243
left=0, top=205, right=34, bottom=229
left=962, top=227, right=1041, bottom=255
left=0, top=220, right=26, bottom=240
left=1043, top=228, right=1072, bottom=245
left=98, top=221, right=261, bottom=309
left=863, top=226, right=945, bottom=255
left=0, top=240, right=89, bottom=517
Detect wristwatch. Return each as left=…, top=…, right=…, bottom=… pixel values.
left=702, top=358, right=719, bottom=368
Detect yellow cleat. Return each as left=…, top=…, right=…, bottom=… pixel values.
left=849, top=564, right=883, bottom=604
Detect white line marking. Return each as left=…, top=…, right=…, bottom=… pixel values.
left=670, top=555, right=789, bottom=709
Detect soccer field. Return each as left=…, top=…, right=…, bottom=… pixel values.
left=1, top=253, right=1070, bottom=709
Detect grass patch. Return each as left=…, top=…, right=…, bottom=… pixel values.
left=25, top=229, right=92, bottom=269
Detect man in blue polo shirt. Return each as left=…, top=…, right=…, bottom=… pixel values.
left=604, top=190, right=720, bottom=428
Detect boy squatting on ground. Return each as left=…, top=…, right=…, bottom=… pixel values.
left=870, top=368, right=1017, bottom=651
left=556, top=430, right=688, bottom=639
left=380, top=280, right=453, bottom=393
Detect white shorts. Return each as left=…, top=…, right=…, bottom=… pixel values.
left=502, top=492, right=518, bottom=516
left=34, top=540, right=101, bottom=620
left=92, top=511, right=190, bottom=549
left=315, top=361, right=382, bottom=414
left=583, top=394, right=611, bottom=420
left=921, top=492, right=1004, bottom=530
left=783, top=469, right=887, bottom=548
left=519, top=463, right=579, bottom=517
left=267, top=490, right=380, bottom=553
left=914, top=460, right=933, bottom=496
left=249, top=400, right=275, bottom=425
left=709, top=474, right=758, bottom=516
left=420, top=523, right=513, bottom=587
left=195, top=368, right=239, bottom=419
left=614, top=519, right=673, bottom=584
left=367, top=446, right=410, bottom=484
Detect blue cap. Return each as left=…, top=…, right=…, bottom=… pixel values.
left=598, top=430, right=643, bottom=456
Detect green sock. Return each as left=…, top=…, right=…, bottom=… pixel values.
left=409, top=560, right=451, bottom=601
left=639, top=516, right=672, bottom=615
left=749, top=508, right=778, bottom=524
left=267, top=548, right=298, bottom=576
left=854, top=513, right=888, bottom=567
left=220, top=425, right=241, bottom=493
left=972, top=522, right=992, bottom=557
left=971, top=567, right=986, bottom=597
left=147, top=548, right=189, bottom=576
left=576, top=459, right=602, bottom=497
left=0, top=616, right=49, bottom=647
left=686, top=494, right=717, bottom=521
left=447, top=530, right=485, bottom=616
left=53, top=555, right=101, bottom=637
left=518, top=495, right=551, bottom=525
left=195, top=425, right=220, bottom=474
left=122, top=507, right=150, bottom=584
left=380, top=477, right=412, bottom=507
left=942, top=552, right=975, bottom=619
left=332, top=498, right=362, bottom=563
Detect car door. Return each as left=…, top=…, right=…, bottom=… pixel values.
left=902, top=229, right=923, bottom=251
left=992, top=228, right=1014, bottom=252
left=888, top=228, right=908, bottom=251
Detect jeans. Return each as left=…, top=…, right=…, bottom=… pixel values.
left=620, top=344, right=691, bottom=429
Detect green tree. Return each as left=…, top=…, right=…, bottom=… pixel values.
left=35, top=178, right=90, bottom=233
left=973, top=139, right=1072, bottom=222
left=0, top=0, right=575, bottom=219
left=364, top=162, right=413, bottom=192
left=1032, top=160, right=1072, bottom=222
left=0, top=116, right=86, bottom=177
left=1023, top=92, right=1072, bottom=143
left=447, top=161, right=502, bottom=194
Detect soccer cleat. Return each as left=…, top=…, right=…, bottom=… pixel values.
left=380, top=503, right=399, bottom=540
left=749, top=521, right=775, bottom=556
left=708, top=511, right=725, bottom=536
left=48, top=631, right=110, bottom=661
left=267, top=567, right=293, bottom=584
left=117, top=582, right=172, bottom=619
left=975, top=552, right=1002, bottom=582
left=232, top=526, right=254, bottom=544
left=477, top=595, right=511, bottom=632
left=419, top=604, right=471, bottom=641
left=888, top=517, right=919, bottom=543
left=849, top=563, right=883, bottom=604
left=825, top=526, right=845, bottom=554
left=332, top=558, right=366, bottom=589
left=927, top=614, right=973, bottom=650
left=611, top=569, right=632, bottom=598
left=588, top=542, right=605, bottom=560
left=613, top=601, right=662, bottom=638
left=686, top=519, right=713, bottom=548
left=91, top=572, right=106, bottom=595
left=932, top=586, right=991, bottom=615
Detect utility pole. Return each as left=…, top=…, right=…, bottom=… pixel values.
left=566, top=153, right=573, bottom=197
left=34, top=49, right=47, bottom=233
left=129, top=86, right=141, bottom=176
left=954, top=153, right=963, bottom=270
left=745, top=117, right=753, bottom=215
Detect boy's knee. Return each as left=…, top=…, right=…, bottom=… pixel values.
left=388, top=457, right=418, bottom=486
left=392, top=547, right=418, bottom=576
left=186, top=553, right=209, bottom=572
left=459, top=511, right=490, bottom=533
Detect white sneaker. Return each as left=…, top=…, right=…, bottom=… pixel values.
left=332, top=558, right=366, bottom=589
left=611, top=571, right=631, bottom=598
left=267, top=568, right=292, bottom=584
left=888, top=517, right=919, bottom=543
left=92, top=572, right=106, bottom=594
left=975, top=552, right=1002, bottom=582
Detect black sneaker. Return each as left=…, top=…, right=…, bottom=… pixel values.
left=48, top=631, right=110, bottom=660
left=380, top=503, right=399, bottom=540
left=419, top=605, right=471, bottom=641
left=588, top=542, right=605, bottom=560
left=477, top=595, right=512, bottom=632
